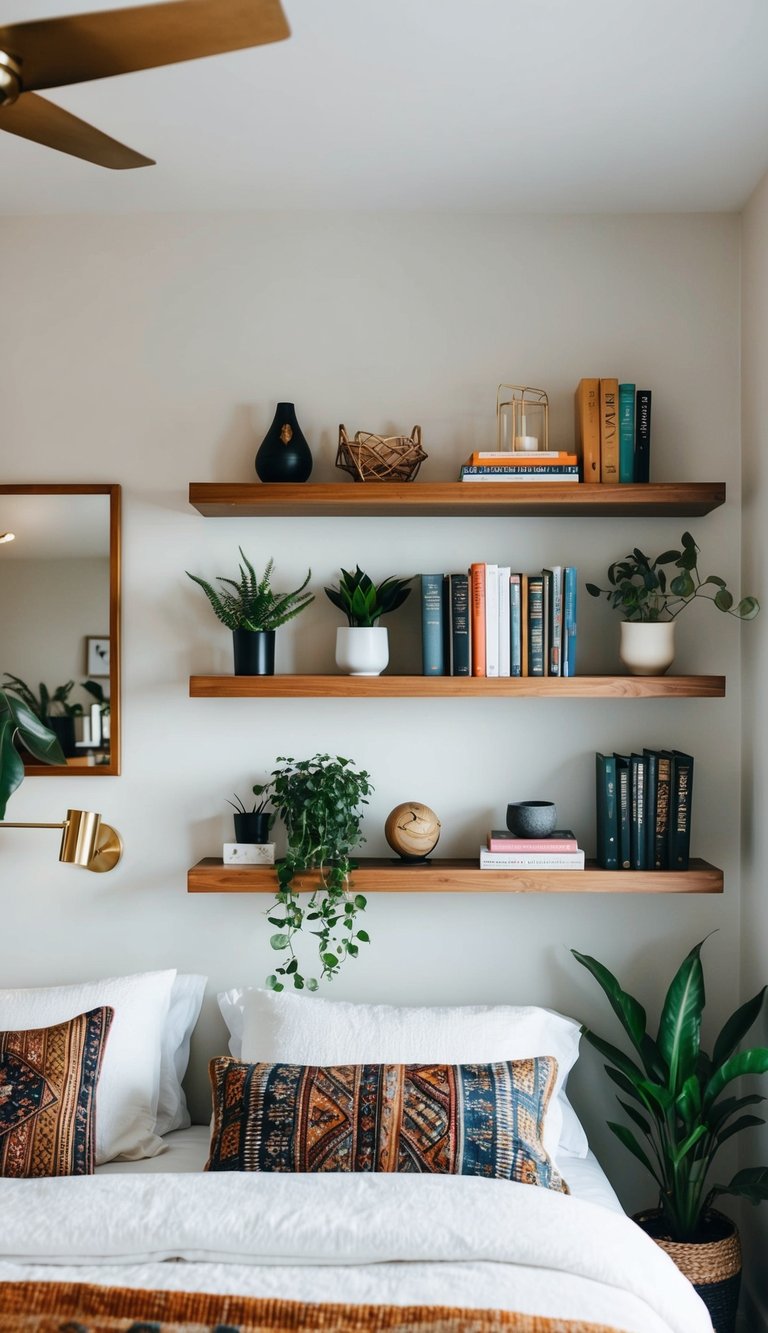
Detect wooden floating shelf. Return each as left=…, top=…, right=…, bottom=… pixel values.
left=189, top=481, right=726, bottom=520
left=188, top=857, right=723, bottom=895
left=190, top=674, right=725, bottom=699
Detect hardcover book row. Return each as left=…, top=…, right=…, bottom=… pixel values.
left=420, top=566, right=577, bottom=678
left=595, top=749, right=693, bottom=872
left=576, top=379, right=652, bottom=484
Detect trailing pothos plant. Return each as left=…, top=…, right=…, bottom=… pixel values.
left=585, top=531, right=759, bottom=623
left=255, top=754, right=373, bottom=992
left=573, top=938, right=768, bottom=1241
left=0, top=688, right=65, bottom=819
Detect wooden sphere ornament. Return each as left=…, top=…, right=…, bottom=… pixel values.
left=385, top=802, right=441, bottom=861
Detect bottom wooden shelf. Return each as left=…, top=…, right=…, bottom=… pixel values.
left=187, top=857, right=723, bottom=895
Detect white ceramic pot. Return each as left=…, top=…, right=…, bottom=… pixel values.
left=619, top=621, right=676, bottom=676
left=335, top=626, right=389, bottom=676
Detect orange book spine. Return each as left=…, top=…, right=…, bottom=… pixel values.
left=467, top=453, right=578, bottom=467
left=520, top=573, right=529, bottom=678
left=470, top=563, right=486, bottom=677
left=574, top=379, right=600, bottom=483
left=600, top=378, right=619, bottom=483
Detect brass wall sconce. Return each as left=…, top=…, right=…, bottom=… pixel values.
left=0, top=808, right=123, bottom=873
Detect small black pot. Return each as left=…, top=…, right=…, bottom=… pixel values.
left=232, top=628, right=275, bottom=676
left=233, top=811, right=271, bottom=844
left=46, top=714, right=77, bottom=758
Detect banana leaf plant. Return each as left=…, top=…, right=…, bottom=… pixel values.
left=0, top=688, right=66, bottom=819
left=573, top=939, right=768, bottom=1241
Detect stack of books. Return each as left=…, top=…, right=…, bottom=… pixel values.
left=575, top=379, right=652, bottom=484
left=595, top=749, right=694, bottom=871
left=420, top=566, right=577, bottom=677
left=459, top=451, right=580, bottom=483
left=480, top=828, right=585, bottom=870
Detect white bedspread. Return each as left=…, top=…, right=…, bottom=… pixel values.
left=0, top=1167, right=712, bottom=1333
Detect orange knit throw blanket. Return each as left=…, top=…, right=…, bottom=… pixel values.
left=0, top=1281, right=628, bottom=1332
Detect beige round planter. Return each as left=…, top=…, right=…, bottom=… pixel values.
left=335, top=626, right=389, bottom=676
left=619, top=620, right=676, bottom=675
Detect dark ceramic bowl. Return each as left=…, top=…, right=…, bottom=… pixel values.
left=506, top=801, right=558, bottom=838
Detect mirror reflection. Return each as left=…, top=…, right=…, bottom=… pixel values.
left=0, top=485, right=120, bottom=775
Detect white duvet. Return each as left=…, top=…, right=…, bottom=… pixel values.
left=0, top=1167, right=712, bottom=1333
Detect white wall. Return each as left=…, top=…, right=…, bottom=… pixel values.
left=740, top=172, right=768, bottom=1328
left=0, top=557, right=109, bottom=700
left=0, top=212, right=745, bottom=1217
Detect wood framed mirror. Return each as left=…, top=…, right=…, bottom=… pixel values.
left=0, top=484, right=121, bottom=776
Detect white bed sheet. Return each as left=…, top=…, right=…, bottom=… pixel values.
left=0, top=1129, right=713, bottom=1333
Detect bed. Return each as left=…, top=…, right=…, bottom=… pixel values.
left=0, top=978, right=714, bottom=1332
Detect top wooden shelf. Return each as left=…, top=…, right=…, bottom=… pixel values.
left=189, top=482, right=726, bottom=520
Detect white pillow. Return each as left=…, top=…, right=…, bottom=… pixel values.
left=156, top=973, right=207, bottom=1137
left=0, top=969, right=176, bottom=1164
left=218, top=987, right=589, bottom=1160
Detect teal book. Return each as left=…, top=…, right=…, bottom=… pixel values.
left=619, top=383, right=635, bottom=483
left=669, top=750, right=694, bottom=870
left=629, top=752, right=647, bottom=870
left=510, top=575, right=522, bottom=677
left=448, top=573, right=470, bottom=677
left=615, top=754, right=631, bottom=869
left=595, top=753, right=618, bottom=870
left=421, top=574, right=447, bottom=676
left=563, top=567, right=578, bottom=677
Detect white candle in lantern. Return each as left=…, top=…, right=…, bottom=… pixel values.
left=514, top=412, right=539, bottom=451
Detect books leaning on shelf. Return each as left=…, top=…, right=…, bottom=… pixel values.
left=420, top=564, right=578, bottom=677
left=575, top=380, right=652, bottom=484
left=460, top=452, right=580, bottom=483
left=479, top=844, right=585, bottom=870
left=595, top=748, right=693, bottom=871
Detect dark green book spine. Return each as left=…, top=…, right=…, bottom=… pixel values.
left=528, top=575, right=545, bottom=676
left=634, top=389, right=652, bottom=483
left=643, top=750, right=658, bottom=870
left=449, top=573, right=470, bottom=677
left=421, top=574, right=447, bottom=676
left=615, top=754, right=631, bottom=869
left=630, top=753, right=647, bottom=870
left=669, top=751, right=694, bottom=870
left=619, top=383, right=635, bottom=483
left=596, top=752, right=618, bottom=870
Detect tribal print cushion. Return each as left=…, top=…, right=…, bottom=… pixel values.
left=207, top=1056, right=567, bottom=1191
left=0, top=1005, right=113, bottom=1177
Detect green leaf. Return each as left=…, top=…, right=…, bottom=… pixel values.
left=710, top=1166, right=768, bottom=1206
left=354, top=894, right=367, bottom=910
left=704, top=1047, right=768, bottom=1107
left=321, top=952, right=338, bottom=969
left=670, top=1124, right=707, bottom=1166
left=356, top=929, right=370, bottom=942
left=714, top=588, right=734, bottom=612
left=707, top=1092, right=764, bottom=1133
left=715, top=1115, right=764, bottom=1148
left=572, top=950, right=653, bottom=1067
left=658, top=940, right=705, bottom=1093
left=713, top=987, right=767, bottom=1068
left=270, top=933, right=290, bottom=950
left=617, top=1098, right=652, bottom=1138
left=737, top=596, right=760, bottom=620
left=581, top=1029, right=647, bottom=1089
left=608, top=1122, right=661, bottom=1185
left=307, top=978, right=319, bottom=992
left=670, top=570, right=695, bottom=596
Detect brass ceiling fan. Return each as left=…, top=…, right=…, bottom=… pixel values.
left=0, top=0, right=290, bottom=169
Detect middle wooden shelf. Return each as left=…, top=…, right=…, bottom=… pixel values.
left=189, top=674, right=726, bottom=699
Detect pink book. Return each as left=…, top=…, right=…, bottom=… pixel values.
left=487, top=829, right=579, bottom=853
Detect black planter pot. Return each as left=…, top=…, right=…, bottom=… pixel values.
left=47, top=714, right=77, bottom=758
left=233, top=811, right=271, bottom=844
left=255, top=402, right=313, bottom=483
left=232, top=628, right=275, bottom=676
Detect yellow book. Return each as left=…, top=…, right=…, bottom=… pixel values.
left=574, top=379, right=600, bottom=483
left=599, top=378, right=619, bottom=483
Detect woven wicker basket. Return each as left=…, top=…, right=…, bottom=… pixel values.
left=636, top=1209, right=741, bottom=1333
left=336, top=424, right=427, bottom=483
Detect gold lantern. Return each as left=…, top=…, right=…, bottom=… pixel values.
left=497, top=385, right=549, bottom=454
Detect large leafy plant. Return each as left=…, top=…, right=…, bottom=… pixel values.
left=256, top=754, right=373, bottom=992
left=324, top=566, right=412, bottom=627
left=573, top=939, right=768, bottom=1241
left=586, top=531, right=759, bottom=623
left=0, top=688, right=66, bottom=818
left=3, top=674, right=83, bottom=720
left=186, top=551, right=313, bottom=632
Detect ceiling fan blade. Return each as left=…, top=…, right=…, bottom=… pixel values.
left=0, top=91, right=154, bottom=168
left=0, top=0, right=290, bottom=94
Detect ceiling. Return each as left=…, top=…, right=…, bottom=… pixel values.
left=2, top=0, right=768, bottom=215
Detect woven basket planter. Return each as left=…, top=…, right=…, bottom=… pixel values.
left=336, top=424, right=427, bottom=482
left=636, top=1209, right=741, bottom=1333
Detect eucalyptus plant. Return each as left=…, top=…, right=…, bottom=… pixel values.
left=324, top=566, right=412, bottom=627
left=0, top=688, right=65, bottom=819
left=573, top=939, right=768, bottom=1241
left=256, top=753, right=373, bottom=992
left=585, top=531, right=759, bottom=623
left=186, top=551, right=314, bottom=632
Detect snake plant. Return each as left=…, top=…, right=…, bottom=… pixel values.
left=186, top=551, right=313, bottom=632
left=324, top=566, right=412, bottom=627
left=573, top=939, right=768, bottom=1240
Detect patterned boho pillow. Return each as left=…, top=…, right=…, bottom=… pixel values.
left=206, top=1056, right=567, bottom=1191
left=0, top=1005, right=113, bottom=1177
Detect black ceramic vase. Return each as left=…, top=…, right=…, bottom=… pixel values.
left=255, top=402, right=313, bottom=483
left=232, top=628, right=276, bottom=676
